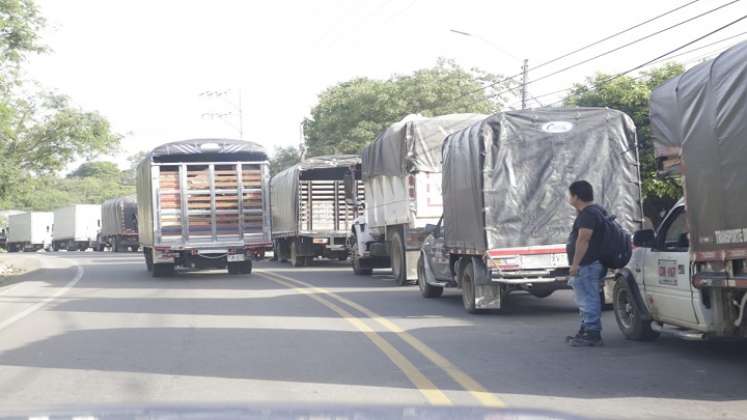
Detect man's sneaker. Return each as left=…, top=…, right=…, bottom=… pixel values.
left=569, top=331, right=603, bottom=347
left=565, top=327, right=585, bottom=343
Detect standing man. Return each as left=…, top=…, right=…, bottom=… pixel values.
left=566, top=180, right=607, bottom=347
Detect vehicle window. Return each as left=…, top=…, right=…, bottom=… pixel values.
left=663, top=210, right=688, bottom=249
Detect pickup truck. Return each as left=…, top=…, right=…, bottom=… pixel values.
left=418, top=107, right=642, bottom=313
left=613, top=41, right=747, bottom=340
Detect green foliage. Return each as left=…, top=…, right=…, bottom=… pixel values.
left=68, top=161, right=120, bottom=179
left=0, top=1, right=123, bottom=210
left=564, top=63, right=686, bottom=221
left=304, top=58, right=516, bottom=156
left=1, top=174, right=135, bottom=211
left=270, top=145, right=301, bottom=175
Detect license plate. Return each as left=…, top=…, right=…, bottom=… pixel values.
left=313, top=238, right=328, bottom=244
left=227, top=254, right=245, bottom=262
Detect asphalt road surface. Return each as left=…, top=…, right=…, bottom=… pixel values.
left=0, top=252, right=745, bottom=419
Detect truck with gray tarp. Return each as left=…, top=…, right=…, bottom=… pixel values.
left=6, top=212, right=54, bottom=252
left=418, top=107, right=643, bottom=313
left=98, top=196, right=139, bottom=252
left=136, top=138, right=272, bottom=277
left=271, top=155, right=363, bottom=266
left=613, top=41, right=747, bottom=340
left=349, top=113, right=485, bottom=283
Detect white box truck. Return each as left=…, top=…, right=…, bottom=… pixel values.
left=136, top=138, right=272, bottom=277
left=348, top=114, right=485, bottom=284
left=52, top=204, right=102, bottom=251
left=6, top=212, right=54, bottom=252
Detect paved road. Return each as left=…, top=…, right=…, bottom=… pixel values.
left=0, top=252, right=745, bottom=419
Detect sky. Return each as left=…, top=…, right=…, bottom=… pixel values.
left=27, top=0, right=747, bottom=169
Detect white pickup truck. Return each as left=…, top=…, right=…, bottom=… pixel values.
left=614, top=41, right=747, bottom=340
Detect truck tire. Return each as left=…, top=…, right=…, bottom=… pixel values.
left=227, top=262, right=244, bottom=275
left=613, top=279, right=659, bottom=341
left=241, top=260, right=253, bottom=274
left=290, top=240, right=305, bottom=267
left=390, top=230, right=409, bottom=286
left=144, top=247, right=153, bottom=272
left=460, top=261, right=479, bottom=314
left=152, top=263, right=174, bottom=278
left=113, top=237, right=123, bottom=252
left=417, top=255, right=443, bottom=298
left=530, top=289, right=554, bottom=298
left=351, top=238, right=373, bottom=275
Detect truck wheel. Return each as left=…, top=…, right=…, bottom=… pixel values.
left=351, top=238, right=373, bottom=275
left=418, top=255, right=443, bottom=298
left=152, top=263, right=174, bottom=278
left=390, top=230, right=409, bottom=286
left=613, top=279, right=659, bottom=341
left=460, top=261, right=479, bottom=314
left=144, top=248, right=153, bottom=272
left=530, top=289, right=554, bottom=298
left=290, top=241, right=305, bottom=267
left=227, top=262, right=242, bottom=275
left=241, top=260, right=253, bottom=274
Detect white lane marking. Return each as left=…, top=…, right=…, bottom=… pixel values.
left=0, top=282, right=24, bottom=297
left=0, top=258, right=84, bottom=333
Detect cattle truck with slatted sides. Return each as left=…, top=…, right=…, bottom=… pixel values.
left=270, top=155, right=363, bottom=266
left=98, top=196, right=139, bottom=252
left=136, top=139, right=272, bottom=277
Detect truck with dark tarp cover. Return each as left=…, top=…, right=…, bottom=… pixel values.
left=613, top=41, right=747, bottom=341
left=136, top=138, right=272, bottom=277
left=271, top=155, right=363, bottom=266
left=418, top=107, right=643, bottom=313
left=98, top=196, right=139, bottom=252
left=349, top=113, right=485, bottom=283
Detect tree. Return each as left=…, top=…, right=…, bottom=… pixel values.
left=0, top=0, right=46, bottom=82
left=303, top=59, right=517, bottom=156
left=564, top=63, right=686, bottom=222
left=270, top=145, right=301, bottom=175
left=68, top=161, right=120, bottom=179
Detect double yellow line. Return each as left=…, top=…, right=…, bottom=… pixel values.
left=257, top=270, right=505, bottom=408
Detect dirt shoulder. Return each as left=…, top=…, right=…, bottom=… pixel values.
left=0, top=253, right=44, bottom=287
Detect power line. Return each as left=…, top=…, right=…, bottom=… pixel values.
left=543, top=16, right=747, bottom=107
left=451, top=0, right=712, bottom=104
left=528, top=0, right=705, bottom=74
left=487, top=0, right=742, bottom=100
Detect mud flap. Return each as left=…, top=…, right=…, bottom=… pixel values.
left=420, top=251, right=439, bottom=286
left=405, top=249, right=420, bottom=280
left=471, top=256, right=502, bottom=309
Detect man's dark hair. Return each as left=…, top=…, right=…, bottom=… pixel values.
left=569, top=180, right=594, bottom=202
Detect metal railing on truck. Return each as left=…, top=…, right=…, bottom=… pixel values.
left=155, top=162, right=265, bottom=244
left=298, top=179, right=363, bottom=233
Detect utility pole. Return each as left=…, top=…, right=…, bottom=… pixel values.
left=299, top=121, right=307, bottom=160
left=521, top=58, right=529, bottom=110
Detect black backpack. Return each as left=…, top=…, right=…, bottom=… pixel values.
left=598, top=210, right=633, bottom=269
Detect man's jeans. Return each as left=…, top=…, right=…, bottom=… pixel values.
left=569, top=260, right=606, bottom=332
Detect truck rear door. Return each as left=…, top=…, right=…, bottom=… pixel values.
left=299, top=179, right=362, bottom=233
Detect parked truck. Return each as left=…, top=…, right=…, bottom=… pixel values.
left=271, top=155, right=362, bottom=266
left=52, top=204, right=102, bottom=251
left=98, top=196, right=139, bottom=252
left=613, top=41, right=747, bottom=340
left=348, top=113, right=485, bottom=283
left=6, top=212, right=54, bottom=252
left=418, top=107, right=643, bottom=313
left=0, top=210, right=24, bottom=250
left=136, top=138, right=272, bottom=277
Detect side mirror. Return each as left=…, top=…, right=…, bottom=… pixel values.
left=633, top=229, right=655, bottom=248
left=343, top=172, right=356, bottom=205
left=424, top=223, right=441, bottom=236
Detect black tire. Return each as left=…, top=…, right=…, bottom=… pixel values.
left=144, top=247, right=153, bottom=272
left=460, top=261, right=479, bottom=314
left=613, top=279, right=659, bottom=341
left=351, top=237, right=373, bottom=275
left=290, top=240, right=305, bottom=267
left=417, top=255, right=443, bottom=298
left=390, top=230, right=408, bottom=286
left=241, top=260, right=253, bottom=274
left=152, top=263, right=174, bottom=278
left=78, top=243, right=88, bottom=252
left=227, top=262, right=242, bottom=275
left=7, top=244, right=17, bottom=253
left=338, top=255, right=348, bottom=262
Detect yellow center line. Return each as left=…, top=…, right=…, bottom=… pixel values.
left=256, top=273, right=452, bottom=406
left=258, top=270, right=506, bottom=408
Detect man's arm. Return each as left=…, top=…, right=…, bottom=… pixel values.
left=570, top=228, right=593, bottom=276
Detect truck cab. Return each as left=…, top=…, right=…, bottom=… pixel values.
left=613, top=198, right=747, bottom=340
